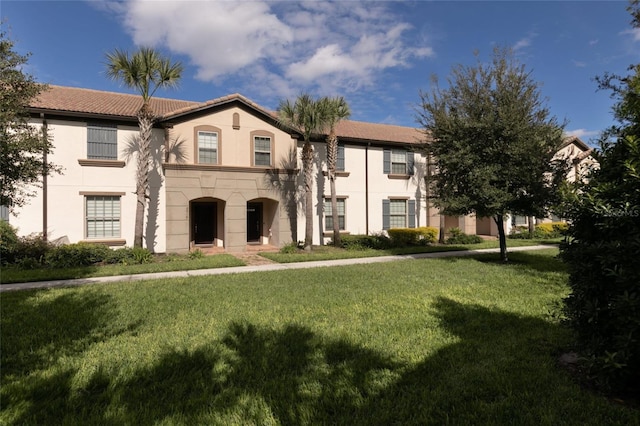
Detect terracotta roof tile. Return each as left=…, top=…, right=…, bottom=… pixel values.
left=30, top=85, right=424, bottom=145
left=31, top=85, right=198, bottom=118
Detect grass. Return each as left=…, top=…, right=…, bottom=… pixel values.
left=0, top=254, right=245, bottom=284
left=262, top=238, right=562, bottom=263
left=2, top=248, right=638, bottom=425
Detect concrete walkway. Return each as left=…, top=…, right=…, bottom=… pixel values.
left=0, top=245, right=556, bottom=292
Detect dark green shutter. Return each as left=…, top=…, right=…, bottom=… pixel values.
left=408, top=200, right=416, bottom=228
left=407, top=152, right=415, bottom=175
left=382, top=199, right=390, bottom=230
left=383, top=149, right=391, bottom=174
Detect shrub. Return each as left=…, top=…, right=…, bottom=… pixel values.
left=536, top=222, right=568, bottom=238
left=339, top=234, right=391, bottom=250
left=13, top=233, right=52, bottom=266
left=445, top=228, right=484, bottom=245
left=45, top=243, right=111, bottom=268
left=0, top=220, right=19, bottom=265
left=188, top=249, right=205, bottom=260
left=387, top=227, right=438, bottom=247
left=279, top=242, right=299, bottom=254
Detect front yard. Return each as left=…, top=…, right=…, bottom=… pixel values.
left=2, top=249, right=638, bottom=424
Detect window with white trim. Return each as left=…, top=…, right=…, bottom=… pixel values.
left=254, top=136, right=271, bottom=166
left=87, top=123, right=117, bottom=160
left=383, top=199, right=416, bottom=230
left=86, top=195, right=121, bottom=238
left=198, top=131, right=218, bottom=164
left=383, top=149, right=414, bottom=175
left=324, top=198, right=346, bottom=231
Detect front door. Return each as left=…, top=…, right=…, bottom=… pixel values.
left=193, top=202, right=216, bottom=245
left=246, top=202, right=262, bottom=243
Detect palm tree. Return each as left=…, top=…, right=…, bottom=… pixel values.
left=277, top=94, right=327, bottom=250
left=320, top=96, right=350, bottom=247
left=105, top=47, right=182, bottom=248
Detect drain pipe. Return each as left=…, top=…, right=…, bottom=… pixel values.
left=365, top=143, right=369, bottom=234
left=41, top=113, right=48, bottom=241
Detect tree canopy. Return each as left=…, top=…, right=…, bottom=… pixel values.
left=0, top=31, right=60, bottom=213
left=560, top=0, right=640, bottom=393
left=417, top=47, right=566, bottom=261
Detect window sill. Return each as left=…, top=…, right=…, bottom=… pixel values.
left=323, top=231, right=350, bottom=237
left=78, top=159, right=126, bottom=168
left=387, top=174, right=411, bottom=180
left=322, top=171, right=350, bottom=177
left=79, top=239, right=127, bottom=246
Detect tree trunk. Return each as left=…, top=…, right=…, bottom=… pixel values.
left=495, top=214, right=508, bottom=262
left=439, top=213, right=446, bottom=244
left=528, top=215, right=535, bottom=236
left=327, top=132, right=340, bottom=247
left=134, top=106, right=153, bottom=248
left=302, top=141, right=314, bottom=250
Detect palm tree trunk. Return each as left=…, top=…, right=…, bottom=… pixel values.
left=327, top=132, right=341, bottom=246
left=134, top=105, right=153, bottom=248
left=302, top=141, right=314, bottom=250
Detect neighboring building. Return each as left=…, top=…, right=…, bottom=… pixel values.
left=11, top=86, right=591, bottom=252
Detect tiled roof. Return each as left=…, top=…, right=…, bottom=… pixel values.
left=31, top=85, right=198, bottom=119
left=30, top=85, right=424, bottom=144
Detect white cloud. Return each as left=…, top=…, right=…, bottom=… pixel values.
left=513, top=33, right=537, bottom=51
left=111, top=0, right=434, bottom=96
left=621, top=28, right=640, bottom=42
left=572, top=60, right=587, bottom=68
left=565, top=128, right=600, bottom=139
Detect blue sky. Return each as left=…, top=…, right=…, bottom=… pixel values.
left=2, top=1, right=638, bottom=144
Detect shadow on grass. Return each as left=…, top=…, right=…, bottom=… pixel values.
left=6, top=297, right=639, bottom=424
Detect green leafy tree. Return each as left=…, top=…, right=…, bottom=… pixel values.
left=277, top=94, right=328, bottom=250
left=417, top=47, right=566, bottom=262
left=105, top=47, right=182, bottom=248
left=0, top=31, right=60, bottom=212
left=560, top=0, right=640, bottom=392
left=319, top=96, right=350, bottom=247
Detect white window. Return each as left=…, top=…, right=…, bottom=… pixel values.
left=87, top=123, right=117, bottom=160
left=391, top=150, right=407, bottom=174
left=254, top=136, right=271, bottom=166
left=86, top=196, right=121, bottom=238
left=324, top=198, right=346, bottom=231
left=198, top=131, right=218, bottom=164
left=389, top=199, right=407, bottom=228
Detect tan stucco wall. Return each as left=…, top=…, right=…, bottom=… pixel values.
left=164, top=167, right=296, bottom=252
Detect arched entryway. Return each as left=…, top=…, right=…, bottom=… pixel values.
left=246, top=198, right=279, bottom=247
left=190, top=197, right=225, bottom=249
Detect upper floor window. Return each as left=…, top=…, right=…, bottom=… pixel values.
left=194, top=125, right=221, bottom=164
left=383, top=149, right=414, bottom=175
left=198, top=131, right=218, bottom=164
left=336, top=144, right=345, bottom=171
left=251, top=130, right=274, bottom=167
left=87, top=123, right=117, bottom=160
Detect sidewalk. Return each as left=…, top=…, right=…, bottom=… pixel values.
left=0, top=245, right=555, bottom=292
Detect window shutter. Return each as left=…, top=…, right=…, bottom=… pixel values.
left=407, top=152, right=415, bottom=175
left=408, top=199, right=416, bottom=228
left=383, top=149, right=391, bottom=174
left=337, top=144, right=345, bottom=171
left=382, top=199, right=390, bottom=230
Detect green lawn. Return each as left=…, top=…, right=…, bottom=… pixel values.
left=262, top=238, right=561, bottom=263
left=2, top=249, right=637, bottom=425
left=0, top=253, right=245, bottom=284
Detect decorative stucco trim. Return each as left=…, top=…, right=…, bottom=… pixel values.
left=163, top=163, right=298, bottom=175
left=79, top=191, right=126, bottom=196
left=79, top=239, right=127, bottom=246
left=78, top=159, right=126, bottom=168
left=387, top=174, right=411, bottom=180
